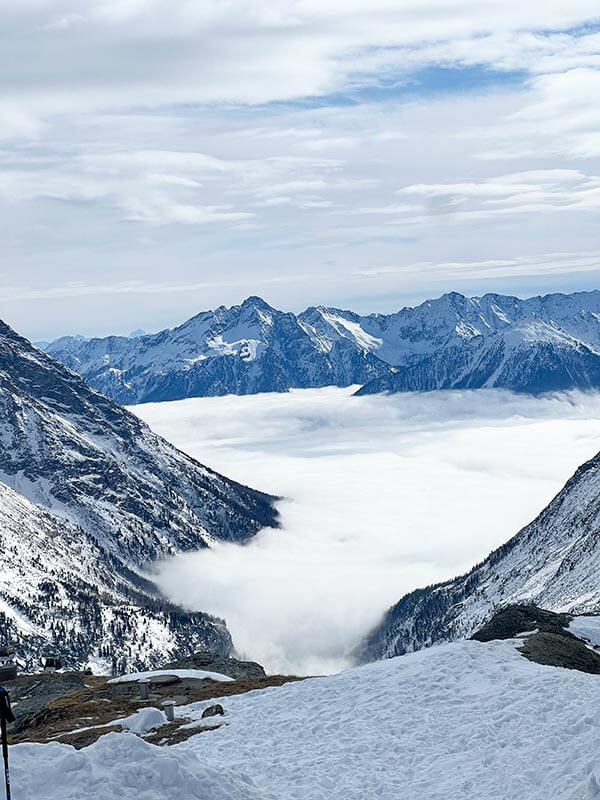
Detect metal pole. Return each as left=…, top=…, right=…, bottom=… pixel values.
left=0, top=687, right=15, bottom=800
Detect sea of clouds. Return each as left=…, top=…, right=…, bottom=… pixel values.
left=132, top=387, right=600, bottom=675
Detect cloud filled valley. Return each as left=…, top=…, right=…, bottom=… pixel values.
left=132, top=387, right=600, bottom=675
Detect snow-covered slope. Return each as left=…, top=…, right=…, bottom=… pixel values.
left=45, top=290, right=600, bottom=400
left=11, top=638, right=600, bottom=799
left=0, top=319, right=278, bottom=669
left=0, top=319, right=277, bottom=563
left=359, top=445, right=600, bottom=662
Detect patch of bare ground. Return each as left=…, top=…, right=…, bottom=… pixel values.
left=9, top=673, right=306, bottom=749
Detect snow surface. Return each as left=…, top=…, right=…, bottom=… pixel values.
left=11, top=733, right=271, bottom=800
left=11, top=639, right=600, bottom=799
left=119, top=707, right=167, bottom=734
left=569, top=617, right=600, bottom=647
left=109, top=668, right=234, bottom=684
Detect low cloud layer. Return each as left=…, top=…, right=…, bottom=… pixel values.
left=132, top=388, right=600, bottom=674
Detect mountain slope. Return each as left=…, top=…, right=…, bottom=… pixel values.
left=358, top=446, right=600, bottom=663
left=45, top=290, right=600, bottom=400
left=0, top=319, right=277, bottom=564
left=356, top=319, right=600, bottom=395
left=0, top=319, right=278, bottom=669
left=355, top=290, right=600, bottom=394
left=0, top=482, right=230, bottom=673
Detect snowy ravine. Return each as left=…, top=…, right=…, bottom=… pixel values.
left=10, top=638, right=600, bottom=799
left=0, top=319, right=278, bottom=670
left=45, top=289, right=600, bottom=401
left=360, top=444, right=600, bottom=662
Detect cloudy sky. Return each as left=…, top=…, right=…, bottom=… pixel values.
left=2, top=1, right=600, bottom=340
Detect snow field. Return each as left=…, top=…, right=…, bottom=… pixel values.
left=569, top=617, right=600, bottom=647
left=10, top=734, right=272, bottom=800
left=178, top=640, right=600, bottom=800
left=11, top=639, right=600, bottom=799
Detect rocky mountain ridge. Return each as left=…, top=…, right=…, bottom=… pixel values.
left=44, top=290, right=600, bottom=401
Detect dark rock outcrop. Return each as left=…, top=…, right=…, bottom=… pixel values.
left=470, top=604, right=600, bottom=675
left=470, top=604, right=573, bottom=642
left=162, top=652, right=266, bottom=680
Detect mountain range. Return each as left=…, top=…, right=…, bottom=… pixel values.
left=43, top=290, right=600, bottom=402
left=359, top=441, right=600, bottom=663
left=0, top=319, right=278, bottom=671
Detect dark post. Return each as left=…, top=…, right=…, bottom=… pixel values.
left=0, top=686, right=15, bottom=800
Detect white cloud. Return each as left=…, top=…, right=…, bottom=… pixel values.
left=3, top=1, right=600, bottom=112
left=132, top=387, right=600, bottom=675
left=391, top=169, right=600, bottom=224
left=354, top=250, right=600, bottom=280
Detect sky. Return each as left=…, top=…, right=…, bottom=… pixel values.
left=1, top=1, right=600, bottom=340
left=133, top=386, right=600, bottom=675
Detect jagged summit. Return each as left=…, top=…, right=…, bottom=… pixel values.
left=44, top=288, right=600, bottom=401
left=240, top=295, right=276, bottom=310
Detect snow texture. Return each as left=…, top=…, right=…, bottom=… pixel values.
left=11, top=639, right=600, bottom=799
left=118, top=707, right=167, bottom=734
left=11, top=733, right=271, bottom=800
left=569, top=617, right=600, bottom=647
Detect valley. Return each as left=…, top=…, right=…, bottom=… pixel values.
left=132, top=386, right=600, bottom=674
left=3, top=2, right=600, bottom=796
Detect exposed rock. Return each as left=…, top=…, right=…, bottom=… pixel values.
left=469, top=605, right=600, bottom=675
left=470, top=604, right=574, bottom=642
left=5, top=670, right=304, bottom=748
left=518, top=632, right=600, bottom=675
left=201, top=703, right=225, bottom=718
left=162, top=652, right=266, bottom=680
left=147, top=674, right=181, bottom=687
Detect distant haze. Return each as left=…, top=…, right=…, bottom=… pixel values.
left=132, top=388, right=600, bottom=674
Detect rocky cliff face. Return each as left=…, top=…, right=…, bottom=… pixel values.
left=0, top=481, right=231, bottom=673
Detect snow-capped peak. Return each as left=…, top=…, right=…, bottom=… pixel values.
left=44, top=289, right=600, bottom=402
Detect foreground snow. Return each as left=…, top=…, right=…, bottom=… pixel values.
left=11, top=734, right=270, bottom=800
left=108, top=668, right=233, bottom=684
left=11, top=639, right=600, bottom=799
